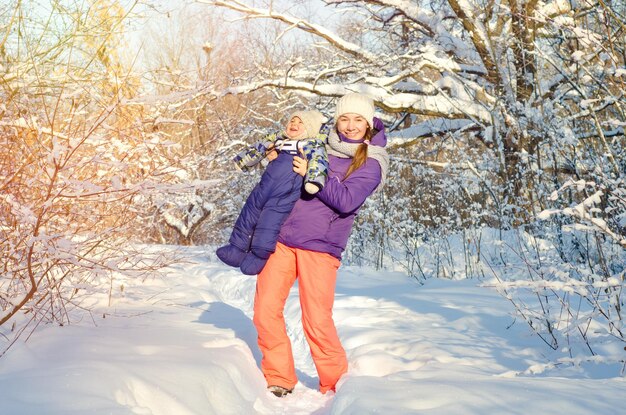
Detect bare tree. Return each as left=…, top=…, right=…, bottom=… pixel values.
left=197, top=0, right=623, bottom=225
left=0, top=0, right=179, bottom=353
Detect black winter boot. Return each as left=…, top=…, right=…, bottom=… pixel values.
left=268, top=385, right=293, bottom=398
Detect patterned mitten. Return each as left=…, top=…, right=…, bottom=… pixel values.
left=233, top=133, right=279, bottom=171
left=301, top=136, right=328, bottom=194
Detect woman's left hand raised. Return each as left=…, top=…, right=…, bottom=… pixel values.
left=292, top=152, right=307, bottom=177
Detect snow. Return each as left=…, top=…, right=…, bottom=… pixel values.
left=1, top=245, right=624, bottom=415
left=388, top=119, right=474, bottom=144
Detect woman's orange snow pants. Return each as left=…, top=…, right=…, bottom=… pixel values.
left=253, top=242, right=348, bottom=393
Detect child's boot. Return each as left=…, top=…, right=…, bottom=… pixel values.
left=216, top=244, right=247, bottom=268
left=239, top=252, right=268, bottom=275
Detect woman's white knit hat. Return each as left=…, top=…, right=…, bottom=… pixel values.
left=289, top=110, right=326, bottom=138
left=335, top=92, right=375, bottom=127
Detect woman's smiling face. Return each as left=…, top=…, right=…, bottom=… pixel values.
left=336, top=113, right=368, bottom=141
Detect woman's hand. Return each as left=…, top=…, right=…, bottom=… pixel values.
left=292, top=152, right=307, bottom=176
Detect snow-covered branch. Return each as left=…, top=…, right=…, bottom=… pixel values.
left=447, top=0, right=498, bottom=84
left=325, top=0, right=477, bottom=63
left=198, top=0, right=378, bottom=62
left=539, top=180, right=626, bottom=248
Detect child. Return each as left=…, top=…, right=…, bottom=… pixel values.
left=216, top=110, right=328, bottom=275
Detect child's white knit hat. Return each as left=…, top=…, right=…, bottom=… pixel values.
left=335, top=93, right=375, bottom=127
left=289, top=110, right=326, bottom=137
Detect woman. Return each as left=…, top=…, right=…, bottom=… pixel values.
left=253, top=92, right=389, bottom=397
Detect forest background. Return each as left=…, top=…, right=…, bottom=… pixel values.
left=0, top=0, right=624, bottom=371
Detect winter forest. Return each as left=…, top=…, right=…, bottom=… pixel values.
left=1, top=0, right=625, bottom=400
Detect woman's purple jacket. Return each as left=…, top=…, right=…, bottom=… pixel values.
left=277, top=155, right=380, bottom=259
left=278, top=132, right=384, bottom=259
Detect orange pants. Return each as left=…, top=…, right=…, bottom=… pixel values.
left=253, top=242, right=347, bottom=393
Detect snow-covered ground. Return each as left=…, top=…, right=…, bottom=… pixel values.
left=0, top=246, right=624, bottom=415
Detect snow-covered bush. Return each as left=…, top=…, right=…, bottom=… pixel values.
left=0, top=0, right=178, bottom=352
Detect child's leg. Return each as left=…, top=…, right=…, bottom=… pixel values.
left=217, top=172, right=274, bottom=267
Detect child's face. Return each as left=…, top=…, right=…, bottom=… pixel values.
left=285, top=116, right=306, bottom=139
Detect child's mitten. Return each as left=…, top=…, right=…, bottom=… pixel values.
left=301, top=136, right=328, bottom=194
left=233, top=133, right=280, bottom=171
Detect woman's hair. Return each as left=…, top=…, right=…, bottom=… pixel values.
left=344, top=126, right=373, bottom=180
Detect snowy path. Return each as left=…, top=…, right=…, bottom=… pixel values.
left=0, top=246, right=624, bottom=414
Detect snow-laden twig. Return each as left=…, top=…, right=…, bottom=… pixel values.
left=539, top=180, right=626, bottom=248
left=198, top=0, right=379, bottom=62
left=501, top=354, right=626, bottom=377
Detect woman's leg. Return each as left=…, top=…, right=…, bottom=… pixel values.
left=253, top=242, right=298, bottom=389
left=295, top=249, right=347, bottom=393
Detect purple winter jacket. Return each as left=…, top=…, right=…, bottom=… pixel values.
left=277, top=153, right=382, bottom=259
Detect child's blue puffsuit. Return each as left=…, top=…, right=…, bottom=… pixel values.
left=217, top=111, right=329, bottom=275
